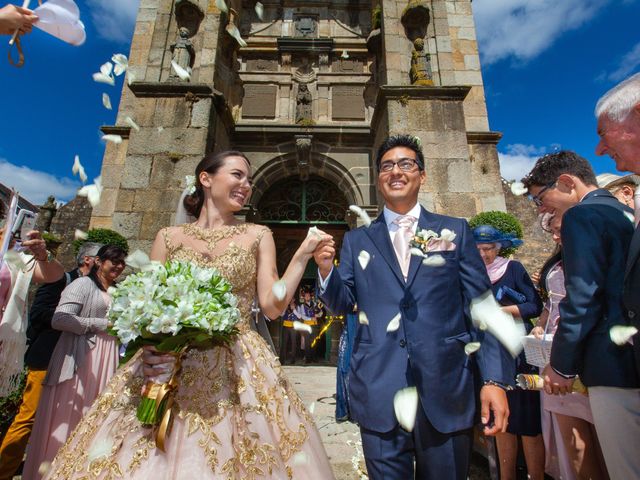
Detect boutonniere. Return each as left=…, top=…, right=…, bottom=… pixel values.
left=409, top=228, right=456, bottom=267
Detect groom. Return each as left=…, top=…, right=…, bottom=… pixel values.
left=315, top=135, right=511, bottom=479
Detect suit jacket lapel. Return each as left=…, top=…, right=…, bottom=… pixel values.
left=626, top=226, right=640, bottom=279
left=406, top=207, right=443, bottom=288
left=364, top=213, right=405, bottom=286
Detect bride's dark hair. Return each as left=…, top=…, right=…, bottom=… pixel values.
left=183, top=150, right=251, bottom=218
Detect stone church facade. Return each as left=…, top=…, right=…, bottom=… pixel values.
left=93, top=0, right=506, bottom=265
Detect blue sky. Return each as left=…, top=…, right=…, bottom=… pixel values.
left=1, top=0, right=639, bottom=204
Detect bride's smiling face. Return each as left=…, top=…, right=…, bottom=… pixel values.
left=200, top=155, right=252, bottom=212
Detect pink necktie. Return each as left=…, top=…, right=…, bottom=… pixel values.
left=634, top=186, right=640, bottom=227
left=393, top=215, right=417, bottom=279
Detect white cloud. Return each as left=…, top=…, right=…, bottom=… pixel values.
left=86, top=0, right=140, bottom=43
left=604, top=41, right=640, bottom=82
left=473, top=0, right=608, bottom=66
left=498, top=144, right=549, bottom=181
left=0, top=159, right=80, bottom=205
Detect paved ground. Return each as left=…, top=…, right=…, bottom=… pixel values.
left=284, top=365, right=492, bottom=480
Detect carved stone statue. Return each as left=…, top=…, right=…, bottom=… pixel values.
left=296, top=83, right=313, bottom=124
left=170, top=27, right=195, bottom=80
left=37, top=195, right=57, bottom=232
left=295, top=16, right=317, bottom=38
left=410, top=38, right=433, bottom=86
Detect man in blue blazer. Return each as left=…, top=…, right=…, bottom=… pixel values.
left=314, top=135, right=512, bottom=479
left=522, top=150, right=640, bottom=479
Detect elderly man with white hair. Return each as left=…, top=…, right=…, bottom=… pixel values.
left=594, top=71, right=640, bottom=479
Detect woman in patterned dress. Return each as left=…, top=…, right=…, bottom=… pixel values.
left=43, top=151, right=336, bottom=480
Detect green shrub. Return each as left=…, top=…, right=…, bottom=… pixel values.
left=72, top=228, right=129, bottom=255
left=469, top=211, right=523, bottom=257
left=371, top=6, right=382, bottom=30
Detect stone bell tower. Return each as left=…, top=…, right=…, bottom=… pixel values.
left=92, top=0, right=505, bottom=254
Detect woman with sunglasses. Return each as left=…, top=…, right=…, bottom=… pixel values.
left=23, top=245, right=127, bottom=480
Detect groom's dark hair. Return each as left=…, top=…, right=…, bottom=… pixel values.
left=375, top=135, right=425, bottom=172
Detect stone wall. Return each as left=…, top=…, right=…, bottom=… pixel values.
left=49, top=196, right=93, bottom=270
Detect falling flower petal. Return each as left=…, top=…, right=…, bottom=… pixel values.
left=624, top=211, right=635, bottom=224
left=127, top=70, right=136, bottom=85
left=410, top=247, right=425, bottom=257
left=100, top=61, right=113, bottom=76
left=216, top=0, right=228, bottom=13
left=37, top=462, right=52, bottom=476
left=439, top=228, right=456, bottom=243
left=357, top=250, right=371, bottom=270
left=422, top=254, right=445, bottom=267
left=309, top=401, right=316, bottom=414
left=358, top=311, right=369, bottom=325
left=292, top=452, right=309, bottom=466
left=78, top=176, right=103, bottom=207
left=102, top=134, right=123, bottom=144
left=126, top=250, right=151, bottom=270
left=72, top=155, right=87, bottom=183
left=307, top=226, right=322, bottom=238
left=74, top=229, right=88, bottom=240
left=92, top=72, right=115, bottom=86
left=157, top=126, right=164, bottom=133
left=102, top=93, right=112, bottom=110
left=464, top=342, right=481, bottom=355
left=87, top=439, right=113, bottom=463
left=470, top=290, right=525, bottom=357
left=272, top=279, right=287, bottom=301
left=255, top=1, right=264, bottom=20
left=341, top=49, right=349, bottom=59
left=609, top=325, right=638, bottom=346
left=125, top=116, right=140, bottom=132
left=226, top=23, right=247, bottom=48
left=171, top=60, right=191, bottom=81
left=293, top=321, right=312, bottom=334
left=386, top=313, right=401, bottom=332
left=393, top=386, right=419, bottom=432
left=111, top=53, right=128, bottom=76
left=511, top=181, right=528, bottom=196
left=349, top=205, right=372, bottom=227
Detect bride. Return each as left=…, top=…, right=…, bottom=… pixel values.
left=42, top=151, right=337, bottom=479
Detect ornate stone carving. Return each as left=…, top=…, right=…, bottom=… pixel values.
left=293, top=56, right=316, bottom=84
left=295, top=135, right=313, bottom=181
left=175, top=0, right=204, bottom=36
left=37, top=195, right=57, bottom=232
left=295, top=84, right=313, bottom=124
left=294, top=16, right=318, bottom=38
left=410, top=38, right=433, bottom=85
left=169, top=27, right=195, bottom=81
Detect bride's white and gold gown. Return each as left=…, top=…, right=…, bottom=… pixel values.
left=44, top=223, right=335, bottom=480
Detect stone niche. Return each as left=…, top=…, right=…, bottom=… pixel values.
left=331, top=85, right=365, bottom=121
left=242, top=84, right=278, bottom=118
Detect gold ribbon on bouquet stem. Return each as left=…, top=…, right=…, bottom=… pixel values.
left=151, top=348, right=186, bottom=452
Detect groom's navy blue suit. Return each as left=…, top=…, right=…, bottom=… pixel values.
left=319, top=206, right=512, bottom=478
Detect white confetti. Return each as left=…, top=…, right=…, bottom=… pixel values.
left=100, top=61, right=113, bottom=76
left=511, top=181, right=528, bottom=196
left=92, top=72, right=115, bottom=86
left=410, top=247, right=425, bottom=258
left=171, top=60, right=191, bottom=81
left=609, top=325, right=638, bottom=346
left=102, top=134, right=123, bottom=144
left=386, top=313, right=401, bottom=332
left=74, top=229, right=88, bottom=240
left=341, top=49, right=349, bottom=59
left=216, top=0, right=228, bottom=13
left=272, top=279, right=287, bottom=301
left=111, top=53, right=128, bottom=76
left=37, top=461, right=52, bottom=476
left=87, top=438, right=113, bottom=463
left=470, top=290, right=525, bottom=357
left=393, top=386, right=419, bottom=432
left=78, top=176, right=103, bottom=208
left=357, top=250, right=371, bottom=270
left=464, top=342, right=481, bottom=355
left=309, top=401, right=316, bottom=414
left=349, top=205, right=372, bottom=227
left=439, top=228, right=456, bottom=243
left=254, top=1, right=264, bottom=20
left=307, top=226, right=322, bottom=238
left=358, top=311, right=369, bottom=325
left=624, top=211, right=635, bottom=224
left=125, top=116, right=140, bottom=132
left=157, top=126, right=164, bottom=133
left=102, top=93, right=112, bottom=110
left=292, top=451, right=309, bottom=466
left=125, top=250, right=151, bottom=270
left=226, top=23, right=247, bottom=48
left=422, top=254, right=445, bottom=267
left=127, top=70, right=136, bottom=86
left=293, top=321, right=312, bottom=334
left=72, top=155, right=87, bottom=183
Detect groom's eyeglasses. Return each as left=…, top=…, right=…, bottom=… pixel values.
left=527, top=181, right=556, bottom=207
left=379, top=158, right=419, bottom=173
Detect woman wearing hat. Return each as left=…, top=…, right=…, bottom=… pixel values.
left=472, top=223, right=544, bottom=480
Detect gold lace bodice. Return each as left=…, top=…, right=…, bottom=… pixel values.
left=162, top=223, right=270, bottom=330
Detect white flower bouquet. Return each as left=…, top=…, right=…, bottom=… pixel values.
left=108, top=260, right=240, bottom=433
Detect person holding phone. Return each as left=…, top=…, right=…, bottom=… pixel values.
left=473, top=224, right=544, bottom=480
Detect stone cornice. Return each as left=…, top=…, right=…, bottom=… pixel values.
left=100, top=125, right=131, bottom=138
left=466, top=131, right=503, bottom=144
left=277, top=37, right=334, bottom=53
left=128, top=81, right=218, bottom=98
left=232, top=124, right=373, bottom=147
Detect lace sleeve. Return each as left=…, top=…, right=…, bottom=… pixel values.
left=161, top=227, right=177, bottom=257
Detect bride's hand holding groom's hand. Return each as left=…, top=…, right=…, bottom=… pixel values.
left=313, top=240, right=335, bottom=280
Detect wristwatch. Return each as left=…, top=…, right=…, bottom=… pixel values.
left=483, top=380, right=513, bottom=391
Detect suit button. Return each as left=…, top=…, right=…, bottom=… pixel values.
left=399, top=339, right=406, bottom=348
left=630, top=310, right=636, bottom=319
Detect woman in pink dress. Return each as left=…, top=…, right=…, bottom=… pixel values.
left=23, top=245, right=126, bottom=479
left=533, top=214, right=608, bottom=479
left=42, top=151, right=336, bottom=479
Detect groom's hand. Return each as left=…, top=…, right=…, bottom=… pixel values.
left=314, top=241, right=335, bottom=279
left=480, top=385, right=509, bottom=436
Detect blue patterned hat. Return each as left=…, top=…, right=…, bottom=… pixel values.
left=472, top=225, right=523, bottom=249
